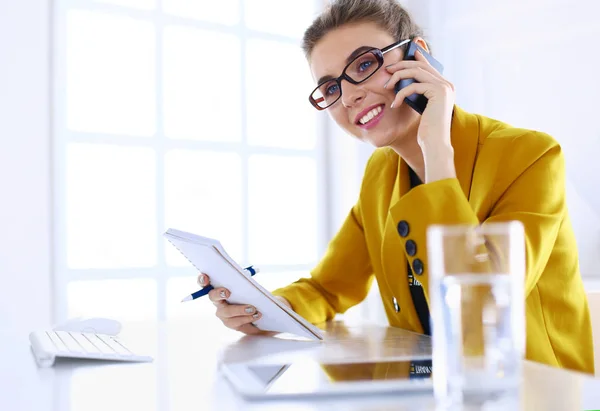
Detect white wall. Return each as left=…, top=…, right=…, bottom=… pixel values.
left=425, top=0, right=600, bottom=281
left=0, top=0, right=52, bottom=333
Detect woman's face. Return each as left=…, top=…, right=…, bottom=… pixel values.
left=309, top=22, right=420, bottom=148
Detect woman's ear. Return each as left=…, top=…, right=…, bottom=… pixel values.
left=412, top=37, right=430, bottom=53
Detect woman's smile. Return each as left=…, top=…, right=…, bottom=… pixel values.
left=355, top=104, right=385, bottom=129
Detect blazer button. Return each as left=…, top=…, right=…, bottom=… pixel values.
left=393, top=297, right=400, bottom=312
left=413, top=259, right=424, bottom=275
left=405, top=239, right=417, bottom=256
left=397, top=220, right=409, bottom=237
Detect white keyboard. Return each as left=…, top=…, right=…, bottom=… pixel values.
left=29, top=330, right=153, bottom=367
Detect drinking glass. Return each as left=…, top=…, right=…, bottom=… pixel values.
left=427, top=222, right=526, bottom=406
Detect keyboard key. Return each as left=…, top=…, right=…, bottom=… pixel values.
left=55, top=331, right=84, bottom=353
left=97, top=334, right=131, bottom=356
left=69, top=332, right=101, bottom=354
left=46, top=331, right=69, bottom=353
left=83, top=333, right=116, bottom=355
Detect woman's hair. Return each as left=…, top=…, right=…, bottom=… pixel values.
left=302, top=0, right=425, bottom=59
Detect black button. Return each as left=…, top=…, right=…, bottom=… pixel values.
left=393, top=297, right=400, bottom=312
left=405, top=239, right=417, bottom=256
left=397, top=220, right=409, bottom=237
left=413, top=259, right=424, bottom=275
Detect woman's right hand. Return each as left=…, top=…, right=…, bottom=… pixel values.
left=197, top=272, right=292, bottom=335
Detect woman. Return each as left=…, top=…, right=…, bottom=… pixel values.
left=198, top=0, right=594, bottom=374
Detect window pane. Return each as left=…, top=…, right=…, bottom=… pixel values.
left=66, top=10, right=156, bottom=136
left=257, top=270, right=308, bottom=292
left=67, top=279, right=157, bottom=321
left=248, top=155, right=317, bottom=264
left=162, top=0, right=239, bottom=25
left=94, top=0, right=156, bottom=10
left=163, top=27, right=241, bottom=141
left=246, top=39, right=317, bottom=149
left=166, top=276, right=215, bottom=319
left=245, top=0, right=317, bottom=38
left=164, top=150, right=242, bottom=266
left=66, top=144, right=156, bottom=268
left=71, top=363, right=156, bottom=411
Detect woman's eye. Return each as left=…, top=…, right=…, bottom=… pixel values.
left=359, top=60, right=373, bottom=72
left=326, top=83, right=339, bottom=95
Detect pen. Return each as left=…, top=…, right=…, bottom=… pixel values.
left=180, top=266, right=260, bottom=302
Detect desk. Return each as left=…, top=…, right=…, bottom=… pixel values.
left=2, top=319, right=599, bottom=411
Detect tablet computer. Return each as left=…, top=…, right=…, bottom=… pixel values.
left=221, top=357, right=433, bottom=399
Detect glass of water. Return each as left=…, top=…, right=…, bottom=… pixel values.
left=427, top=222, right=526, bottom=406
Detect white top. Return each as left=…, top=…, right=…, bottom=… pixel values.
left=2, top=319, right=599, bottom=411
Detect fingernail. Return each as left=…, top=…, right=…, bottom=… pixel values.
left=245, top=306, right=255, bottom=314
left=385, top=64, right=393, bottom=69
left=383, top=81, right=389, bottom=89
left=252, top=312, right=260, bottom=319
left=198, top=276, right=205, bottom=286
left=390, top=102, right=395, bottom=109
left=220, top=290, right=227, bottom=298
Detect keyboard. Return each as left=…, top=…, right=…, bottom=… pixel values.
left=29, top=330, right=153, bottom=367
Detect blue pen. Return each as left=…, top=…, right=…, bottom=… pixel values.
left=180, top=266, right=260, bottom=302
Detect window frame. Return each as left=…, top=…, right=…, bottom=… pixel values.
left=52, top=0, right=330, bottom=322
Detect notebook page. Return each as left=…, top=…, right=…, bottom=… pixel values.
left=164, top=229, right=324, bottom=340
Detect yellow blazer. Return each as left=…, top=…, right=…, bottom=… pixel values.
left=273, top=106, right=594, bottom=374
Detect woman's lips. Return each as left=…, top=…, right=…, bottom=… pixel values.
left=356, top=105, right=385, bottom=130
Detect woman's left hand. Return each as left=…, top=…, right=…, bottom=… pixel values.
left=384, top=50, right=456, bottom=182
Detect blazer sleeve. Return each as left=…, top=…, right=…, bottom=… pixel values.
left=271, top=199, right=374, bottom=325
left=391, top=133, right=566, bottom=300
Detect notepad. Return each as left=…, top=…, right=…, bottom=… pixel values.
left=163, top=228, right=324, bottom=341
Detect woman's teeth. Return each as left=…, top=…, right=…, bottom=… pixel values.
left=359, top=106, right=382, bottom=125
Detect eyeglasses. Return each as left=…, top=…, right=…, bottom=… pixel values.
left=309, top=38, right=411, bottom=110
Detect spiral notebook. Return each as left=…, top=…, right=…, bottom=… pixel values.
left=163, top=228, right=324, bottom=341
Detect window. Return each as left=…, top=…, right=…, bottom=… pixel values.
left=53, top=0, right=326, bottom=323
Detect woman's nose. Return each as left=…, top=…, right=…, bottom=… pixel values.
left=340, top=81, right=366, bottom=108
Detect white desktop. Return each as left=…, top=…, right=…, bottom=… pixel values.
left=2, top=318, right=600, bottom=411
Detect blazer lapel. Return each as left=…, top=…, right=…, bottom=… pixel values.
left=450, top=105, right=482, bottom=201
left=380, top=157, right=422, bottom=330
left=379, top=106, right=481, bottom=331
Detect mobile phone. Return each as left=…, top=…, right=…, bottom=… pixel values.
left=394, top=41, right=444, bottom=114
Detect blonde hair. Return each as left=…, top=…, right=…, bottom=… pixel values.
left=302, top=0, right=425, bottom=60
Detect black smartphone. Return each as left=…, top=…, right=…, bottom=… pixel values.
left=394, top=41, right=444, bottom=114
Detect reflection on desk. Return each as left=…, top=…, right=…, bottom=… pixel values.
left=218, top=321, right=432, bottom=365
left=1, top=319, right=599, bottom=411
left=223, top=358, right=434, bottom=399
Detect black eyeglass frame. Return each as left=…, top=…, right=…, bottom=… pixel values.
left=308, top=38, right=412, bottom=110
